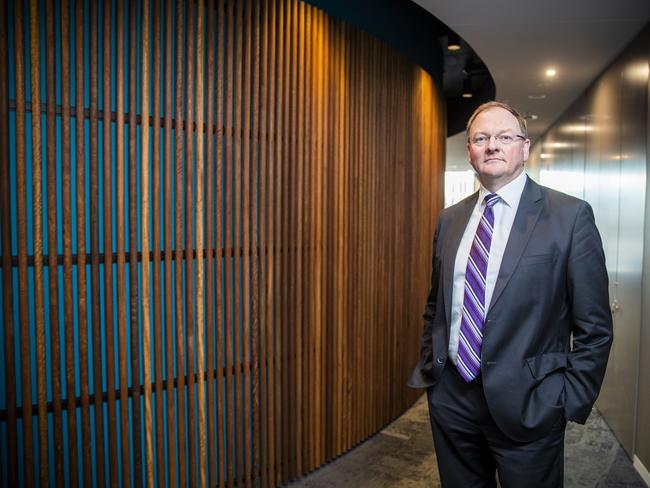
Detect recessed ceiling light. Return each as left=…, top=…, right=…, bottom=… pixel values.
left=528, top=94, right=546, bottom=100
left=524, top=113, right=539, bottom=120
left=461, top=77, right=473, bottom=98
left=540, top=153, right=553, bottom=159
left=546, top=68, right=557, bottom=77
left=447, top=33, right=461, bottom=51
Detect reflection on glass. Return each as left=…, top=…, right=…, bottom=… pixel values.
left=444, top=170, right=477, bottom=208
left=539, top=169, right=584, bottom=199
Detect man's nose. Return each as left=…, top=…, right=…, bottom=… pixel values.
left=486, top=135, right=499, bottom=151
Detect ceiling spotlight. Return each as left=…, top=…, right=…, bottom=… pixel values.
left=545, top=68, right=557, bottom=77
left=528, top=94, right=546, bottom=100
left=461, top=77, right=473, bottom=98
left=448, top=33, right=461, bottom=51
left=524, top=114, right=539, bottom=120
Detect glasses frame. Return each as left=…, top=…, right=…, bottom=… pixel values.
left=469, top=133, right=527, bottom=147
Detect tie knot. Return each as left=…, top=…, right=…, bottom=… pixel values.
left=485, top=193, right=500, bottom=208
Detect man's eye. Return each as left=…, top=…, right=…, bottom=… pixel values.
left=499, top=135, right=514, bottom=143
left=474, top=136, right=488, bottom=144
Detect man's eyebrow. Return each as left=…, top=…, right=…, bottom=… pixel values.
left=471, top=130, right=516, bottom=135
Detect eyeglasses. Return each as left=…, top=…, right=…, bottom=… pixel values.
left=469, top=133, right=526, bottom=146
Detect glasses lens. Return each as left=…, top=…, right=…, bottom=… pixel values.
left=471, top=134, right=522, bottom=146
left=472, top=136, right=488, bottom=146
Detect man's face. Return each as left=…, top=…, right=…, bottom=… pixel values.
left=467, top=107, right=530, bottom=191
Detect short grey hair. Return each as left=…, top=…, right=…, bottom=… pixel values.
left=466, top=101, right=528, bottom=140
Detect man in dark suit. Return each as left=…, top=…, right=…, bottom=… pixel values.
left=408, top=101, right=613, bottom=487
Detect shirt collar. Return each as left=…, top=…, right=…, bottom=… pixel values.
left=478, top=171, right=527, bottom=209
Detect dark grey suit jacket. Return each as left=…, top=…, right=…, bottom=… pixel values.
left=408, top=177, right=613, bottom=442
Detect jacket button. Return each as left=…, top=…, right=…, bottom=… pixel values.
left=436, top=356, right=445, bottom=364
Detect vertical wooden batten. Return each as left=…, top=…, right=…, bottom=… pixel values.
left=204, top=1, right=218, bottom=486
left=46, top=2, right=65, bottom=487
left=127, top=0, right=142, bottom=481
left=215, top=1, right=227, bottom=486
left=115, top=0, right=131, bottom=483
left=88, top=0, right=106, bottom=484
left=0, top=0, right=18, bottom=485
left=102, top=1, right=118, bottom=485
left=183, top=1, right=198, bottom=483
left=242, top=1, right=254, bottom=485
left=224, top=1, right=236, bottom=486
left=13, top=0, right=35, bottom=484
left=74, top=0, right=92, bottom=483
left=194, top=1, right=208, bottom=487
left=27, top=0, right=48, bottom=484
left=174, top=0, right=187, bottom=483
left=163, top=0, right=177, bottom=483
left=150, top=0, right=166, bottom=484
left=140, top=0, right=154, bottom=484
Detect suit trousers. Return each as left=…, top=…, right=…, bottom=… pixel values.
left=427, top=363, right=566, bottom=488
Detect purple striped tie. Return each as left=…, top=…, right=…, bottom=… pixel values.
left=457, top=193, right=500, bottom=382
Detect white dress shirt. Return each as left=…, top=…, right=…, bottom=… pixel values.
left=448, top=171, right=528, bottom=365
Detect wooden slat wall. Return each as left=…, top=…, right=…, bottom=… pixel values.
left=0, top=0, right=444, bottom=486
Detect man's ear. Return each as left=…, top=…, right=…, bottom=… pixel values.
left=522, top=139, right=531, bottom=162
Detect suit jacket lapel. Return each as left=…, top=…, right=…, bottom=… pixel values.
left=488, top=177, right=544, bottom=313
left=443, top=193, right=477, bottom=327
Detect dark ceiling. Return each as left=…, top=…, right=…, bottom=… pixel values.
left=305, top=0, right=496, bottom=137
left=439, top=33, right=495, bottom=136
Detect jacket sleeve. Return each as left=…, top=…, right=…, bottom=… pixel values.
left=565, top=202, right=614, bottom=423
left=419, top=220, right=442, bottom=363
left=405, top=218, right=443, bottom=389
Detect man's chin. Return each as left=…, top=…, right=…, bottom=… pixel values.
left=477, top=169, right=505, bottom=180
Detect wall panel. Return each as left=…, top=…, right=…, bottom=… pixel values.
left=527, top=23, right=650, bottom=474
left=0, top=0, right=445, bottom=486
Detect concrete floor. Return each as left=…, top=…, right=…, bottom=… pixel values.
left=290, top=395, right=648, bottom=487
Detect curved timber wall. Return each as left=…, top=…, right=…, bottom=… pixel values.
left=0, top=0, right=445, bottom=486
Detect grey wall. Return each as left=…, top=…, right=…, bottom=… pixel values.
left=639, top=54, right=650, bottom=473
left=527, top=23, right=650, bottom=473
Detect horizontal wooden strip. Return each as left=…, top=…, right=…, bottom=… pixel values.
left=6, top=100, right=283, bottom=139
left=1, top=361, right=259, bottom=421
left=1, top=245, right=309, bottom=268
